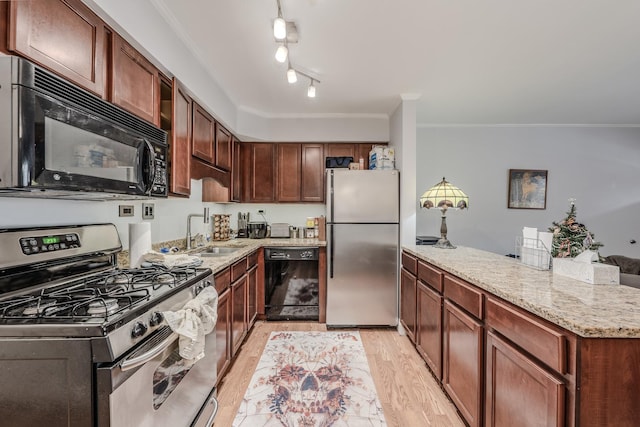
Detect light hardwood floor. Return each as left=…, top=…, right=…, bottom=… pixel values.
left=215, top=321, right=465, bottom=426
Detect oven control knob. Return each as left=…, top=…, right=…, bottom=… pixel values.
left=149, top=311, right=163, bottom=327
left=131, top=321, right=148, bottom=338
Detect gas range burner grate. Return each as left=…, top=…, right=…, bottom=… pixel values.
left=90, top=265, right=201, bottom=291
left=0, top=285, right=151, bottom=322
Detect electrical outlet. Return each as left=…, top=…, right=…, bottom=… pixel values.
left=142, top=203, right=155, bottom=220
left=258, top=209, right=266, bottom=215
left=119, top=205, right=134, bottom=217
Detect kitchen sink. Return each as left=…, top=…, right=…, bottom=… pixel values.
left=198, top=245, right=246, bottom=257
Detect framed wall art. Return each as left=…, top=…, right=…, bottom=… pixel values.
left=508, top=169, right=547, bottom=209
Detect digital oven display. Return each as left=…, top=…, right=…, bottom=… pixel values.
left=42, top=236, right=61, bottom=245
left=20, top=233, right=80, bottom=255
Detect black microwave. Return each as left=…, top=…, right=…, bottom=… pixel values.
left=0, top=56, right=168, bottom=199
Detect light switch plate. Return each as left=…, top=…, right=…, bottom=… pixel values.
left=142, top=203, right=155, bottom=220
left=119, top=205, right=134, bottom=217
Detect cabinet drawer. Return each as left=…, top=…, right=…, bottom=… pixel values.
left=418, top=261, right=443, bottom=293
left=247, top=250, right=258, bottom=268
left=214, top=267, right=230, bottom=294
left=402, top=251, right=417, bottom=276
left=486, top=297, right=566, bottom=374
left=231, top=257, right=247, bottom=282
left=444, top=275, right=483, bottom=320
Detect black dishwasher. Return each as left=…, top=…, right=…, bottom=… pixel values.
left=265, top=247, right=319, bottom=321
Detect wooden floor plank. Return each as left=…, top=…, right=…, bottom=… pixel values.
left=215, top=321, right=464, bottom=427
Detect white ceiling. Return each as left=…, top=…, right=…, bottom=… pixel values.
left=152, top=0, right=640, bottom=126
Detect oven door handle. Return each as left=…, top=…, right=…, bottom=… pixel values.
left=120, top=331, right=178, bottom=371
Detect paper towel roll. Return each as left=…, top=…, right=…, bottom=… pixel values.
left=129, top=222, right=152, bottom=268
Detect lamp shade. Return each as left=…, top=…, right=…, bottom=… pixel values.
left=420, top=177, right=468, bottom=210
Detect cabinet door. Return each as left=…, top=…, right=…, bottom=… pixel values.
left=357, top=143, right=374, bottom=170
left=169, top=78, right=191, bottom=196
left=326, top=143, right=356, bottom=160
left=231, top=275, right=247, bottom=357
left=111, top=34, right=160, bottom=125
left=215, top=123, right=232, bottom=171
left=247, top=264, right=258, bottom=329
left=417, top=281, right=443, bottom=380
left=242, top=143, right=276, bottom=202
left=215, top=289, right=231, bottom=385
left=400, top=267, right=417, bottom=343
left=486, top=331, right=565, bottom=427
left=192, top=102, right=215, bottom=163
left=301, top=144, right=324, bottom=202
left=9, top=0, right=107, bottom=97
left=443, top=300, right=483, bottom=427
left=277, top=143, right=301, bottom=202
left=230, top=138, right=241, bottom=202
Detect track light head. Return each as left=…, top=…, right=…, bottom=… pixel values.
left=275, top=44, right=288, bottom=63
left=274, top=17, right=286, bottom=40
left=307, top=80, right=316, bottom=98
left=287, top=67, right=297, bottom=84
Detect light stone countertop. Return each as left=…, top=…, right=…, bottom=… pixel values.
left=119, top=238, right=325, bottom=275
left=193, top=238, right=325, bottom=274
left=403, top=245, right=640, bottom=339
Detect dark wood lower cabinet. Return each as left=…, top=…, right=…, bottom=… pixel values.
left=485, top=331, right=564, bottom=427
left=400, top=267, right=417, bottom=343
left=247, top=264, right=258, bottom=329
left=416, top=281, right=442, bottom=380
left=215, top=289, right=230, bottom=385
left=230, top=275, right=247, bottom=357
left=443, top=300, right=483, bottom=427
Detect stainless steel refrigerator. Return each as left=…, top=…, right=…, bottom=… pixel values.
left=326, top=169, right=399, bottom=326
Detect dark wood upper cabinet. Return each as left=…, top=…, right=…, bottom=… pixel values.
left=168, top=78, right=192, bottom=196
left=8, top=0, right=107, bottom=97
left=242, top=143, right=276, bottom=202
left=192, top=101, right=215, bottom=164
left=110, top=33, right=160, bottom=125
left=230, top=137, right=241, bottom=202
left=215, top=123, right=232, bottom=171
left=275, top=143, right=323, bottom=203
left=301, top=144, right=324, bottom=202
left=277, top=144, right=302, bottom=202
left=325, top=143, right=356, bottom=160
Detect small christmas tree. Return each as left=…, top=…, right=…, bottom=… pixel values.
left=548, top=199, right=603, bottom=258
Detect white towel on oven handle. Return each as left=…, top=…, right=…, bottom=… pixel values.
left=162, top=286, right=218, bottom=362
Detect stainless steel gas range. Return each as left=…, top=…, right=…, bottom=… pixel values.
left=0, top=223, right=218, bottom=427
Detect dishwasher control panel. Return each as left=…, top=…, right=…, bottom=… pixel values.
left=264, top=247, right=319, bottom=261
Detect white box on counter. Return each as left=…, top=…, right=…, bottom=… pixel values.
left=552, top=257, right=620, bottom=285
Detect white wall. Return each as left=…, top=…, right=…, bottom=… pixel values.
left=391, top=96, right=419, bottom=246
left=416, top=125, right=640, bottom=258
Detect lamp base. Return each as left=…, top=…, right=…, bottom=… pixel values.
left=434, top=238, right=456, bottom=249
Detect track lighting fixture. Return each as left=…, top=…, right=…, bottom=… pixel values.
left=272, top=0, right=320, bottom=97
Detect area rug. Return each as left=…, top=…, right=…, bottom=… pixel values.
left=232, top=331, right=387, bottom=427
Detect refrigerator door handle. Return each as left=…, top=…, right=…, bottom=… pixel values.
left=329, top=224, right=334, bottom=279
left=329, top=169, right=335, bottom=221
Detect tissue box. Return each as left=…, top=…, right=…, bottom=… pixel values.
left=552, top=258, right=620, bottom=285
left=369, top=146, right=395, bottom=170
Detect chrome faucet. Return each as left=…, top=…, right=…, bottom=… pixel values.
left=186, top=207, right=210, bottom=250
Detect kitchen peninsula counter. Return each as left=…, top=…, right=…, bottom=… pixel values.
left=403, top=245, right=640, bottom=338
